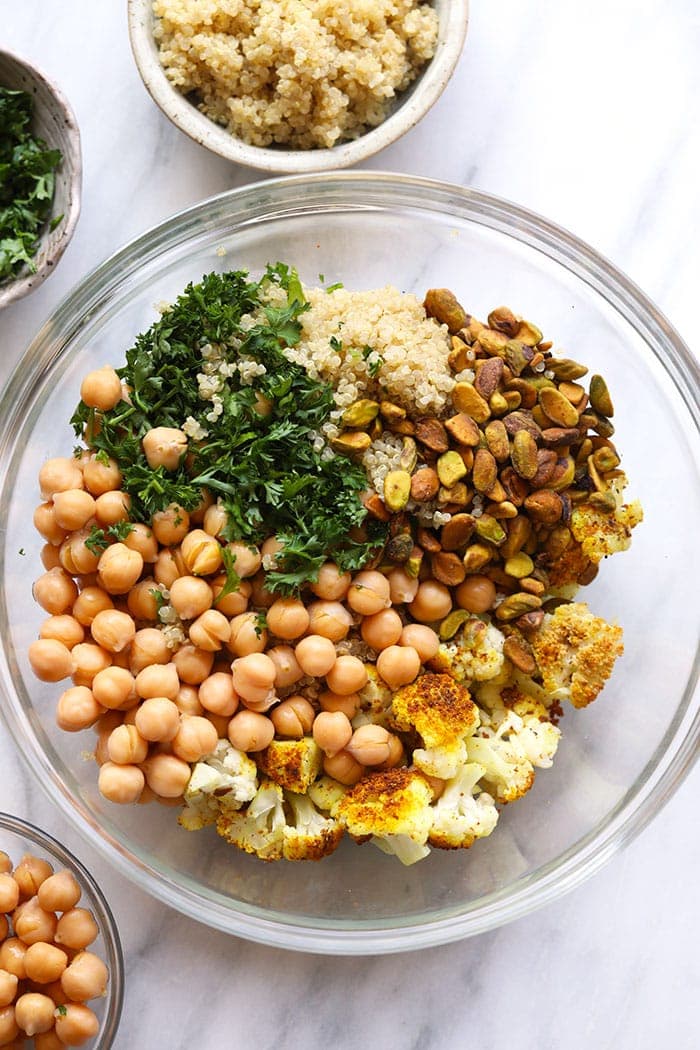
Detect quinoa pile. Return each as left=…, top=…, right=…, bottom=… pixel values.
left=152, top=0, right=439, bottom=149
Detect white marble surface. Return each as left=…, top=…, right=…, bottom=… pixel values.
left=1, top=1, right=699, bottom=1047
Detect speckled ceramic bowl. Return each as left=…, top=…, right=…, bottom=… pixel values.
left=0, top=50, right=82, bottom=310
left=127, top=0, right=469, bottom=172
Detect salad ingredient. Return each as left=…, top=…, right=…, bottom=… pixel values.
left=0, top=87, right=62, bottom=281
left=153, top=0, right=438, bottom=150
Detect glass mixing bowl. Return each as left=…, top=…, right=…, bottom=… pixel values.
left=0, top=173, right=698, bottom=954
left=0, top=812, right=123, bottom=1045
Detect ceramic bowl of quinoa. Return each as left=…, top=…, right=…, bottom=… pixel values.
left=127, top=0, right=469, bottom=172
left=0, top=173, right=698, bottom=954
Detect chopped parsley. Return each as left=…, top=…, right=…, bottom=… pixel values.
left=362, top=345, right=384, bottom=378
left=213, top=546, right=241, bottom=607
left=0, top=88, right=63, bottom=281
left=70, top=265, right=387, bottom=594
left=84, top=521, right=135, bottom=554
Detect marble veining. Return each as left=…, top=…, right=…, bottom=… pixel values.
left=1, top=1, right=699, bottom=1047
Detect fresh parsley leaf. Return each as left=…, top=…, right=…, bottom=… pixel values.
left=325, top=282, right=343, bottom=293
left=84, top=526, right=110, bottom=555
left=213, top=546, right=241, bottom=607
left=149, top=587, right=167, bottom=615
left=330, top=336, right=343, bottom=352
left=362, top=345, right=384, bottom=378
left=254, top=611, right=267, bottom=637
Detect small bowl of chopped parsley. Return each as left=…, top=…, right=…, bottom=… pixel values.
left=0, top=49, right=81, bottom=310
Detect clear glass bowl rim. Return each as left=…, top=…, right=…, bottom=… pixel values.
left=0, top=811, right=124, bottom=1044
left=0, top=171, right=698, bottom=955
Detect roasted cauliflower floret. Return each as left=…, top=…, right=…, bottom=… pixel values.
left=428, top=762, right=499, bottom=850
left=216, top=779, right=286, bottom=861
left=282, top=792, right=344, bottom=861
left=358, top=664, right=394, bottom=726
left=179, top=740, right=258, bottom=831
left=571, top=480, right=643, bottom=562
left=430, top=618, right=505, bottom=684
left=472, top=685, right=561, bottom=770
left=307, top=775, right=349, bottom=814
left=531, top=602, right=624, bottom=708
left=335, top=768, right=433, bottom=864
left=256, top=737, right=322, bottom=793
left=466, top=711, right=536, bottom=803
left=391, top=673, right=479, bottom=779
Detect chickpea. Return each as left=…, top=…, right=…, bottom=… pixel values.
left=35, top=1030, right=66, bottom=1050
left=189, top=609, right=230, bottom=651
left=270, top=695, right=315, bottom=739
left=94, top=490, right=131, bottom=526
left=124, top=523, right=158, bottom=563
left=72, top=587, right=113, bottom=627
left=347, top=570, right=391, bottom=616
left=228, top=612, right=268, bottom=656
left=203, top=503, right=228, bottom=538
left=319, top=689, right=361, bottom=718
left=0, top=915, right=6, bottom=940
left=39, top=615, right=84, bottom=650
left=408, top=579, right=452, bottom=623
left=54, top=1002, right=99, bottom=1046
left=172, top=645, right=214, bottom=685
left=377, top=733, right=405, bottom=770
left=135, top=661, right=179, bottom=700
left=387, top=567, right=420, bottom=604
left=231, top=653, right=276, bottom=704
left=29, top=639, right=73, bottom=682
left=249, top=570, right=276, bottom=609
left=0, top=853, right=10, bottom=875
left=54, top=909, right=98, bottom=951
left=142, top=753, right=191, bottom=798
left=260, top=535, right=284, bottom=568
left=322, top=750, right=365, bottom=785
left=0, top=971, right=18, bottom=1009
left=96, top=759, right=145, bottom=803
left=70, top=643, right=111, bottom=687
left=38, top=870, right=81, bottom=914
left=82, top=454, right=121, bottom=496
left=23, top=943, right=69, bottom=987
left=325, top=654, right=368, bottom=695
left=399, top=623, right=440, bottom=662
left=172, top=716, right=218, bottom=762
left=266, top=598, right=309, bottom=640
left=312, top=711, right=352, bottom=757
left=346, top=724, right=391, bottom=766
left=52, top=490, right=96, bottom=533
left=80, top=366, right=122, bottom=410
left=267, top=646, right=303, bottom=690
left=360, top=608, right=403, bottom=651
left=0, top=873, right=19, bottom=912
left=169, top=576, right=212, bottom=620
left=310, top=561, right=351, bottom=601
left=189, top=489, right=213, bottom=524
left=307, top=601, right=353, bottom=642
left=174, top=684, right=203, bottom=716
left=180, top=530, right=222, bottom=576
left=295, top=635, right=337, bottom=677
left=225, top=541, right=262, bottom=579
left=14, top=899, right=57, bottom=946
left=13, top=854, right=53, bottom=899
left=60, top=952, right=108, bottom=1002
left=151, top=504, right=190, bottom=546
left=126, top=578, right=162, bottom=621
left=33, top=503, right=68, bottom=546
left=97, top=543, right=143, bottom=594
left=135, top=697, right=180, bottom=742
left=455, top=575, right=497, bottom=614
left=0, top=1004, right=19, bottom=1044
left=129, top=627, right=170, bottom=673
left=14, top=992, right=55, bottom=1036
left=227, top=710, right=274, bottom=752
left=198, top=673, right=238, bottom=717
left=142, top=426, right=188, bottom=471
left=89, top=609, right=135, bottom=653
left=107, top=724, right=149, bottom=764
left=376, top=645, right=421, bottom=690
left=39, top=458, right=83, bottom=501
left=55, top=687, right=102, bottom=732
left=210, top=575, right=251, bottom=617
left=40, top=543, right=62, bottom=571
left=60, top=530, right=102, bottom=576
left=153, top=547, right=185, bottom=587
left=0, top=940, right=26, bottom=979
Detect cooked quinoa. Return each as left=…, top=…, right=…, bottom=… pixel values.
left=152, top=0, right=439, bottom=149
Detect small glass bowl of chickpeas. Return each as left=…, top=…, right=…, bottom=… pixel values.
left=0, top=813, right=123, bottom=1048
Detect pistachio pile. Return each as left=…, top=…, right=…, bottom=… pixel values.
left=332, top=289, right=625, bottom=654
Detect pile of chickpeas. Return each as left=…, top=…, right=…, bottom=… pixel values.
left=0, top=849, right=108, bottom=1047
left=28, top=365, right=498, bottom=804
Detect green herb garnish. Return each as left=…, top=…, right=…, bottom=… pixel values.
left=0, top=88, right=62, bottom=280
left=70, top=265, right=387, bottom=594
left=213, top=546, right=241, bottom=607
left=84, top=522, right=135, bottom=554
